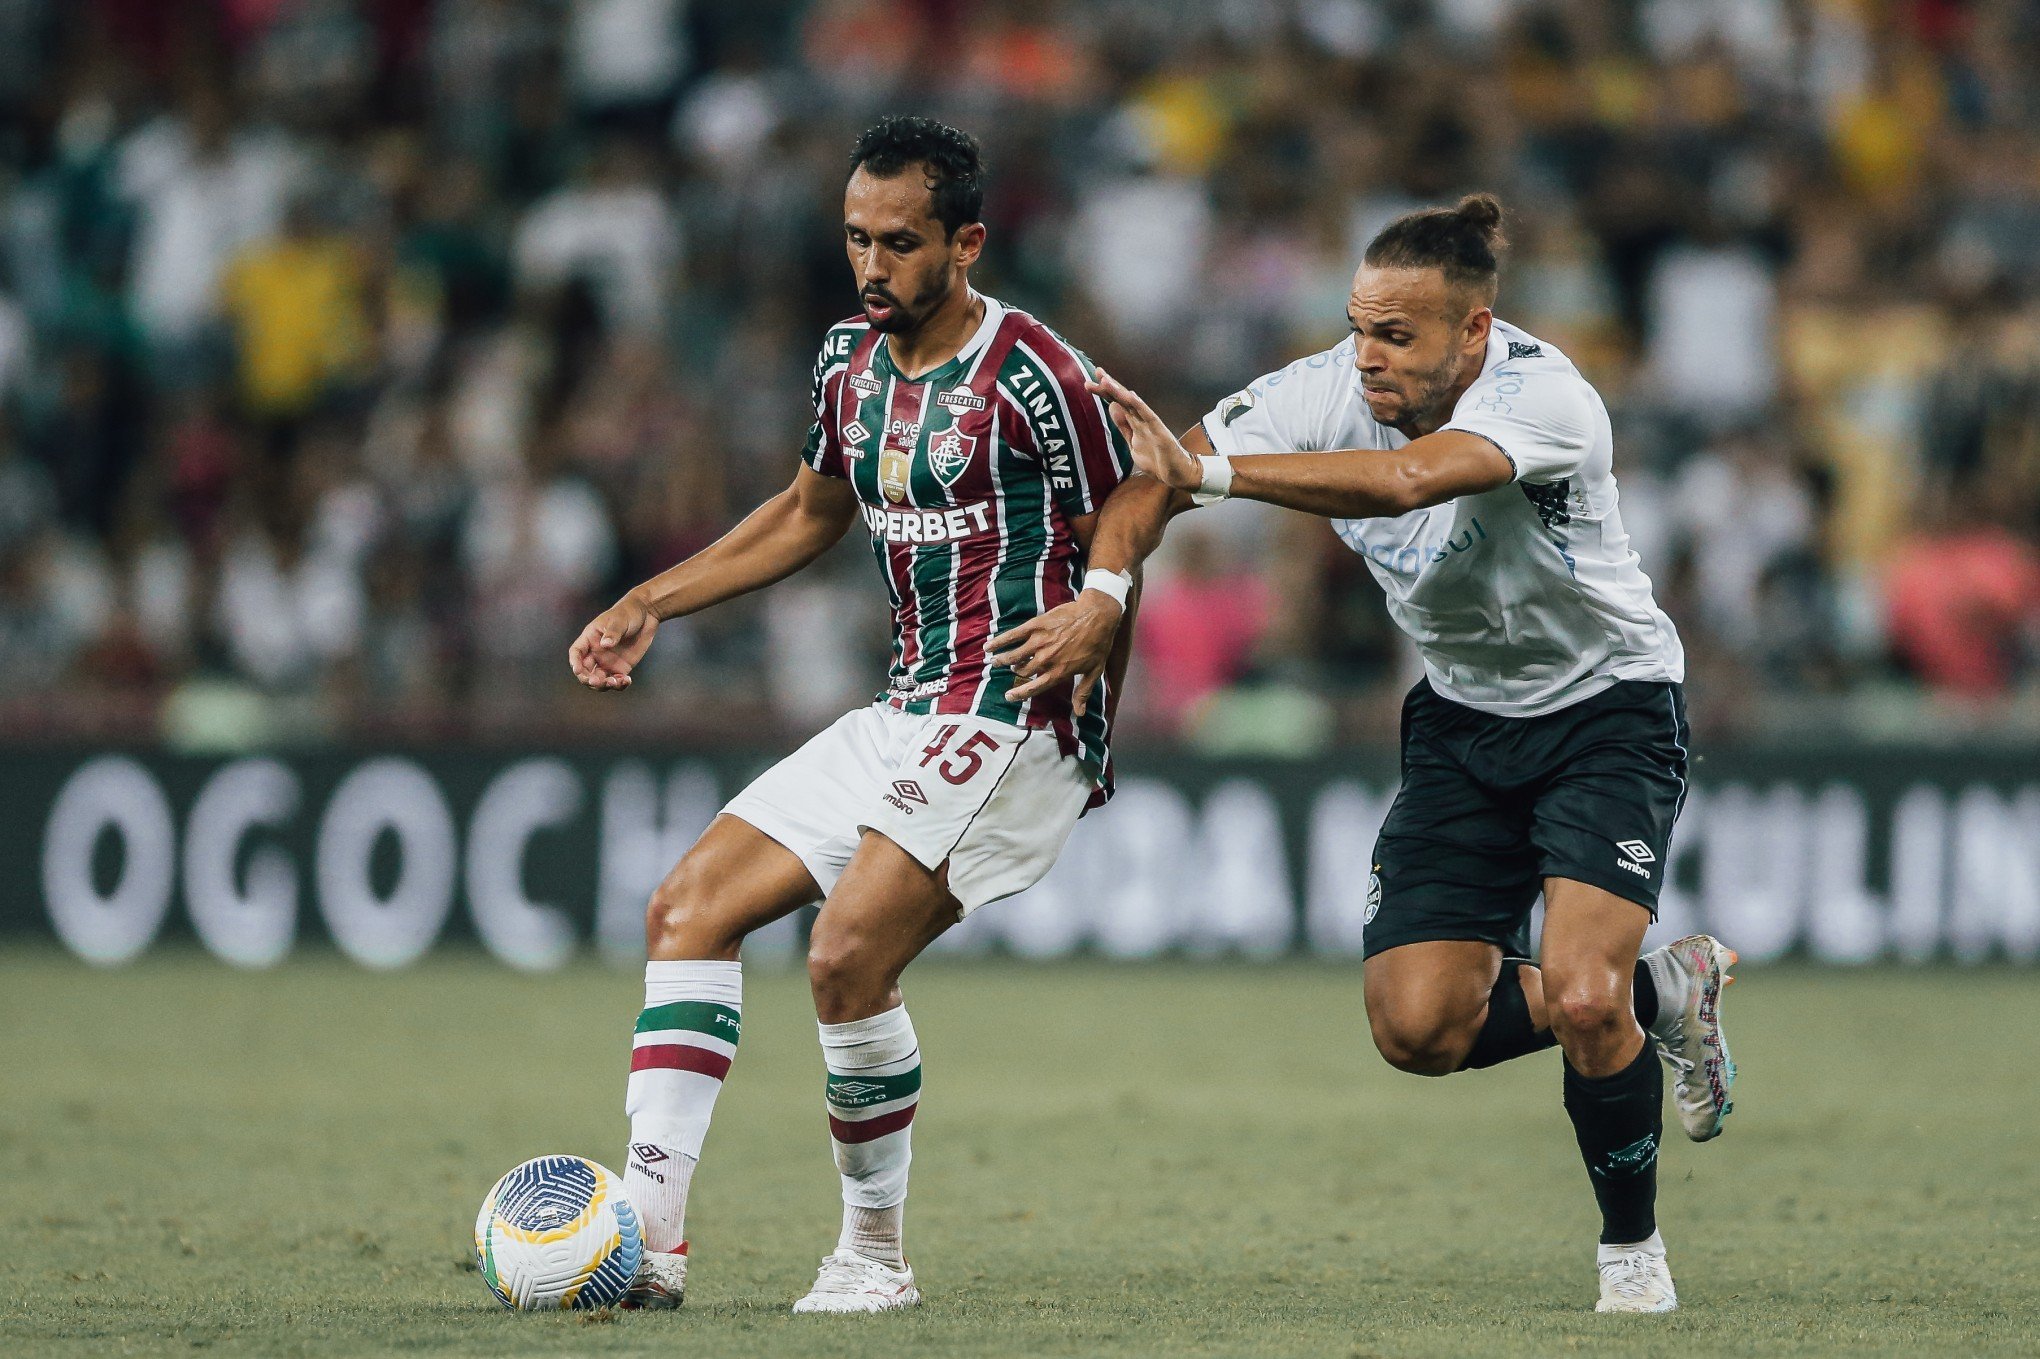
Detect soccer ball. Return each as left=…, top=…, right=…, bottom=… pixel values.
left=473, top=1155, right=642, bottom=1310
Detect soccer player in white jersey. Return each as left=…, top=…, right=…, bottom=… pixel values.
left=993, top=195, right=1737, bottom=1313
left=568, top=117, right=1137, bottom=1314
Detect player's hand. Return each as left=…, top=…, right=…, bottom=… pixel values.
left=989, top=591, right=1122, bottom=715
left=1086, top=368, right=1201, bottom=492
left=569, top=593, right=659, bottom=691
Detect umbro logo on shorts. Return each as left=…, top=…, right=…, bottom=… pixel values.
left=886, top=779, right=929, bottom=813
left=1615, top=839, right=1655, bottom=877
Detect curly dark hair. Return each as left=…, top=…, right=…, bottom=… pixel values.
left=1364, top=193, right=1508, bottom=301
left=848, top=116, right=986, bottom=239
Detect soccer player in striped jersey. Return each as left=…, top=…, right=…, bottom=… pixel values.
left=568, top=116, right=1138, bottom=1314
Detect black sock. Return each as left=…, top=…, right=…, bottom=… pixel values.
left=1632, top=959, right=1658, bottom=1029
left=1563, top=1042, right=1663, bottom=1245
left=1459, top=958, right=1557, bottom=1070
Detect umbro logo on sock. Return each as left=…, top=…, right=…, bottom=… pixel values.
left=631, top=1143, right=670, bottom=1164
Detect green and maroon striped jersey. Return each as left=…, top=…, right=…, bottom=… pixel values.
left=799, top=294, right=1135, bottom=788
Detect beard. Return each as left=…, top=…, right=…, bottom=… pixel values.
left=862, top=271, right=951, bottom=334
left=1370, top=355, right=1465, bottom=433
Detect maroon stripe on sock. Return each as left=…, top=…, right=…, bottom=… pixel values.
left=631, top=1043, right=732, bottom=1080
left=828, top=1104, right=917, bottom=1144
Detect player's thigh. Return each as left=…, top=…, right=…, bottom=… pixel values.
left=645, top=813, right=821, bottom=960
left=1525, top=680, right=1689, bottom=917
left=807, top=829, right=965, bottom=985
left=1362, top=939, right=1504, bottom=1061
left=1366, top=697, right=1541, bottom=961
left=1538, top=876, right=1651, bottom=1023
left=717, top=704, right=899, bottom=910
left=859, top=714, right=1083, bottom=916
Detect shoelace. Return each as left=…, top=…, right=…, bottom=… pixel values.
left=1600, top=1254, right=1662, bottom=1299
left=810, top=1252, right=898, bottom=1294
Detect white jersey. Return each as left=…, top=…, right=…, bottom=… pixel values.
left=1201, top=318, right=1682, bottom=716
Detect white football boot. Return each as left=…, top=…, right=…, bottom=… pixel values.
left=1596, top=1241, right=1678, bottom=1313
left=1643, top=934, right=1739, bottom=1142
left=622, top=1246, right=688, bottom=1310
left=791, top=1249, right=921, bottom=1314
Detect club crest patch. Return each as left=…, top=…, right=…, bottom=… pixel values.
left=928, top=429, right=977, bottom=487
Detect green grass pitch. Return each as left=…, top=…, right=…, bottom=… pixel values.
left=1, top=948, right=2034, bottom=1357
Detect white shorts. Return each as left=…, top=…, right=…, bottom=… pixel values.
left=723, top=704, right=1093, bottom=915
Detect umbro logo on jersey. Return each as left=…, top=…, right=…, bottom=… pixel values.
left=850, top=371, right=883, bottom=396
left=937, top=387, right=986, bottom=412
left=843, top=420, right=871, bottom=444
left=1507, top=341, right=1544, bottom=360
left=1615, top=839, right=1655, bottom=877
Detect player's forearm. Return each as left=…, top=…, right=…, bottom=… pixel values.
left=1100, top=575, right=1141, bottom=723
left=1223, top=449, right=1435, bottom=519
left=628, top=491, right=843, bottom=621
left=1084, top=473, right=1189, bottom=577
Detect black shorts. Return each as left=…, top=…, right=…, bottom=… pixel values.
left=1362, top=678, right=1690, bottom=961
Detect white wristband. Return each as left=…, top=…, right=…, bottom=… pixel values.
left=1192, top=452, right=1234, bottom=505
left=1082, top=567, right=1133, bottom=611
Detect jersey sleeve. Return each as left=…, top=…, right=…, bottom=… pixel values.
left=801, top=332, right=850, bottom=479
left=1443, top=364, right=1595, bottom=485
left=1035, top=334, right=1136, bottom=517
left=1199, top=349, right=1345, bottom=457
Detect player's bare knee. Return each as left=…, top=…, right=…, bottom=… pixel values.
left=1547, top=986, right=1628, bottom=1043
left=644, top=864, right=737, bottom=959
left=806, top=929, right=890, bottom=1019
left=1368, top=1012, right=1465, bottom=1077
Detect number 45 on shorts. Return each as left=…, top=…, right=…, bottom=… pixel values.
left=917, top=723, right=1001, bottom=785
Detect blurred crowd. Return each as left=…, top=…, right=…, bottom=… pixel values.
left=3, top=0, right=2039, bottom=750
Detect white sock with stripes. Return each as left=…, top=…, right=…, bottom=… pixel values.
left=820, top=1005, right=920, bottom=1266
left=625, top=960, right=742, bottom=1253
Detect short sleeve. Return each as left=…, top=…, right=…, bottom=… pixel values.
left=1444, top=368, right=1595, bottom=485
left=801, top=334, right=849, bottom=479
left=1032, top=332, right=1135, bottom=517
left=1199, top=350, right=1344, bottom=457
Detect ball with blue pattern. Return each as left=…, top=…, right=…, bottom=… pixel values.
left=473, top=1155, right=642, bottom=1310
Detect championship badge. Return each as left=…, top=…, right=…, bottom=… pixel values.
left=879, top=444, right=912, bottom=503
left=928, top=428, right=976, bottom=488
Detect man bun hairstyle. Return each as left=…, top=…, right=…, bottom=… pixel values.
left=1364, top=193, right=1508, bottom=303
left=849, top=116, right=986, bottom=239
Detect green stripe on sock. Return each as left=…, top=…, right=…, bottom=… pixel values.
left=636, top=1001, right=742, bottom=1040
left=826, top=1067, right=922, bottom=1110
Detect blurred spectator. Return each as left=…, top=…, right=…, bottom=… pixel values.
left=0, top=0, right=2035, bottom=745
left=1886, top=503, right=2040, bottom=699
left=1133, top=525, right=1272, bottom=734
left=513, top=137, right=680, bottom=335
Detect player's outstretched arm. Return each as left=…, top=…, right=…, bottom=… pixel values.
left=1088, top=369, right=1514, bottom=518
left=569, top=465, right=859, bottom=691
